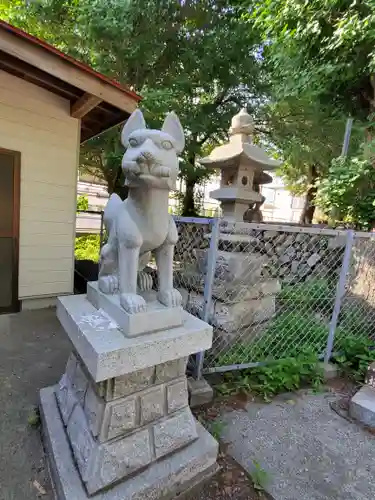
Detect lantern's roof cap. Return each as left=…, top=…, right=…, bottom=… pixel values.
left=199, top=108, right=280, bottom=171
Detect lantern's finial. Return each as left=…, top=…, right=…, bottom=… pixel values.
left=229, top=108, right=254, bottom=136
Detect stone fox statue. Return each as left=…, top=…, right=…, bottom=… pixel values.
left=98, top=109, right=184, bottom=314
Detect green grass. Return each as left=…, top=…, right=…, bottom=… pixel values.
left=333, top=334, right=375, bottom=381
left=338, top=302, right=375, bottom=341
left=27, top=408, right=41, bottom=428
left=278, top=278, right=335, bottom=312
left=248, top=459, right=270, bottom=491
left=197, top=417, right=226, bottom=441
left=214, top=307, right=371, bottom=367
left=216, top=311, right=331, bottom=366
left=215, top=348, right=324, bottom=401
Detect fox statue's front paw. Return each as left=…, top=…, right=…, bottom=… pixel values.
left=98, top=275, right=118, bottom=294
left=120, top=293, right=147, bottom=314
left=158, top=288, right=182, bottom=308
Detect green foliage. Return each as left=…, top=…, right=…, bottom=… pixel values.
left=196, top=416, right=226, bottom=441
left=168, top=187, right=206, bottom=217
left=253, top=0, right=375, bottom=120
left=316, top=154, right=375, bottom=229
left=265, top=99, right=353, bottom=197
left=4, top=0, right=266, bottom=213
left=208, top=420, right=226, bottom=441
left=75, top=235, right=100, bottom=262
left=27, top=407, right=41, bottom=428
left=248, top=459, right=270, bottom=492
left=249, top=0, right=373, bottom=215
left=215, top=305, right=367, bottom=368
left=216, top=349, right=323, bottom=401
left=333, top=335, right=375, bottom=382
left=338, top=302, right=375, bottom=339
left=279, top=279, right=335, bottom=312
left=7, top=0, right=374, bottom=217
left=77, top=195, right=89, bottom=211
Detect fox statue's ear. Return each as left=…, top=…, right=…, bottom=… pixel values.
left=162, top=112, right=185, bottom=154
left=121, top=109, right=146, bottom=146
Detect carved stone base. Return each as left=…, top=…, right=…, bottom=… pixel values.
left=87, top=281, right=183, bottom=337
left=40, top=385, right=219, bottom=500
left=54, top=352, right=197, bottom=495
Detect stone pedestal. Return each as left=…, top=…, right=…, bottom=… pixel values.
left=188, top=377, right=214, bottom=407
left=182, top=246, right=280, bottom=351
left=349, top=362, right=375, bottom=429
left=40, top=292, right=218, bottom=500
left=87, top=281, right=183, bottom=337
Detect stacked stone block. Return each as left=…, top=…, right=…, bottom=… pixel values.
left=55, top=352, right=197, bottom=495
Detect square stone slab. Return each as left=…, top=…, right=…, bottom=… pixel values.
left=87, top=282, right=183, bottom=337
left=57, top=294, right=213, bottom=382
left=349, top=385, right=375, bottom=428
left=40, top=386, right=219, bottom=500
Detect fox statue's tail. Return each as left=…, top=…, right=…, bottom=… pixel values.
left=103, top=193, right=122, bottom=234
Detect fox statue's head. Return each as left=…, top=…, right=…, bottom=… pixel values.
left=121, top=109, right=185, bottom=190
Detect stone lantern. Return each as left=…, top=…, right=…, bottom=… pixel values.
left=179, top=109, right=282, bottom=354
left=200, top=108, right=280, bottom=222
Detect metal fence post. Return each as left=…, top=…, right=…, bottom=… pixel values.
left=324, top=229, right=354, bottom=363
left=341, top=117, right=353, bottom=157
left=194, top=217, right=220, bottom=379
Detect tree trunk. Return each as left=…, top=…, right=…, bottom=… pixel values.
left=299, top=165, right=318, bottom=224
left=182, top=153, right=198, bottom=216
left=182, top=178, right=197, bottom=216
left=299, top=191, right=316, bottom=225
left=106, top=165, right=128, bottom=200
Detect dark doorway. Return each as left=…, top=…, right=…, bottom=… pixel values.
left=0, top=149, right=20, bottom=313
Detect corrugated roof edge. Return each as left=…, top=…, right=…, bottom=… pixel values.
left=0, top=21, right=142, bottom=102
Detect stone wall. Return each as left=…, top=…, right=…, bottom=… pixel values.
left=174, top=222, right=346, bottom=289
left=349, top=238, right=375, bottom=308
left=174, top=221, right=351, bottom=364
left=341, top=236, right=375, bottom=340
left=238, top=228, right=346, bottom=284
left=56, top=352, right=195, bottom=495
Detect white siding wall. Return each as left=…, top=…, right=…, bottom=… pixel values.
left=0, top=70, right=79, bottom=301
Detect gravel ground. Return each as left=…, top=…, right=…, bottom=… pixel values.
left=0, top=308, right=264, bottom=500
left=191, top=398, right=272, bottom=500
left=4, top=307, right=373, bottom=500
left=0, top=309, right=70, bottom=500
left=217, top=388, right=375, bottom=500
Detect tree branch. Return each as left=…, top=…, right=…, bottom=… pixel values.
left=196, top=87, right=231, bottom=147
left=222, top=95, right=242, bottom=107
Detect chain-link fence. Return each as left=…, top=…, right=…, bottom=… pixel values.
left=173, top=219, right=375, bottom=377
left=173, top=216, right=211, bottom=293
left=333, top=232, right=375, bottom=353
left=171, top=217, right=213, bottom=375
left=75, top=212, right=375, bottom=377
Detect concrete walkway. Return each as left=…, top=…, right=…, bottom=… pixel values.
left=0, top=309, right=70, bottom=500
left=219, top=391, right=375, bottom=500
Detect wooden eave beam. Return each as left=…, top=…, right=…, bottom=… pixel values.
left=0, top=52, right=79, bottom=99
left=0, top=30, right=138, bottom=114
left=71, top=93, right=102, bottom=119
